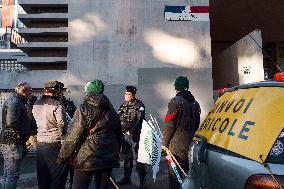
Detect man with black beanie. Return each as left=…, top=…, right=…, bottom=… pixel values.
left=162, top=76, right=201, bottom=189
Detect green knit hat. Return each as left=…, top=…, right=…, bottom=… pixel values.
left=174, top=76, right=189, bottom=91
left=84, top=79, right=104, bottom=94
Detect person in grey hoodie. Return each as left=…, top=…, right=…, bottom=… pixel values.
left=32, top=81, right=68, bottom=189
left=0, top=82, right=32, bottom=189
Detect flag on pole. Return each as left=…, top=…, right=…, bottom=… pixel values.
left=138, top=120, right=162, bottom=181
left=164, top=5, right=209, bottom=21
left=166, top=153, right=183, bottom=184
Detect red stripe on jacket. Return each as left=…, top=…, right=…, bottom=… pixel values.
left=165, top=112, right=176, bottom=123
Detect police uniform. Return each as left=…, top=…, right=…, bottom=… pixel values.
left=117, top=86, right=146, bottom=188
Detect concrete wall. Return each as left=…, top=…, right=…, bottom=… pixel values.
left=67, top=0, right=213, bottom=122
left=214, top=29, right=264, bottom=89
left=138, top=68, right=213, bottom=123
left=0, top=0, right=213, bottom=123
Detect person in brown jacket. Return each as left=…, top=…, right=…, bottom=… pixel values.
left=162, top=76, right=201, bottom=189
left=58, top=79, right=122, bottom=189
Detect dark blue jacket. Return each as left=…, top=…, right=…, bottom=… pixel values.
left=1, top=93, right=31, bottom=145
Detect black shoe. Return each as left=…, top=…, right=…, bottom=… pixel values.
left=116, top=177, right=131, bottom=186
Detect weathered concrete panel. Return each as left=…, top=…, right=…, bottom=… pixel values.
left=138, top=68, right=213, bottom=123
left=0, top=71, right=68, bottom=89
left=237, top=30, right=264, bottom=84
left=214, top=30, right=264, bottom=89
left=67, top=84, right=128, bottom=111
left=68, top=0, right=211, bottom=84
left=66, top=0, right=212, bottom=118
left=65, top=69, right=214, bottom=124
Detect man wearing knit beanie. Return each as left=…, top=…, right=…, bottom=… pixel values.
left=84, top=79, right=104, bottom=94
left=162, top=76, right=201, bottom=189
left=58, top=79, right=122, bottom=189
left=174, top=76, right=189, bottom=91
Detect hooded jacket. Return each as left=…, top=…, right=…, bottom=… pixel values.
left=59, top=93, right=122, bottom=171
left=162, top=90, right=201, bottom=160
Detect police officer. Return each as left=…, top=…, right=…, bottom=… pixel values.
left=117, top=86, right=147, bottom=189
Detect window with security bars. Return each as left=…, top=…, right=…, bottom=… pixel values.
left=0, top=59, right=27, bottom=71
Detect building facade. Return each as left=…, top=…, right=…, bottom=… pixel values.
left=0, top=0, right=214, bottom=123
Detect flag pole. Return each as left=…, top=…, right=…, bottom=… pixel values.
left=164, top=146, right=188, bottom=178
left=154, top=117, right=163, bottom=138
left=166, top=152, right=183, bottom=184
left=150, top=114, right=163, bottom=138
left=110, top=177, right=119, bottom=189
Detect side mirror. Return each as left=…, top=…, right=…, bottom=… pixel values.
left=193, top=134, right=207, bottom=162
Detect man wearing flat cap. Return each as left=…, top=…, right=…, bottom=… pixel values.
left=117, top=86, right=147, bottom=189
left=32, top=80, right=68, bottom=189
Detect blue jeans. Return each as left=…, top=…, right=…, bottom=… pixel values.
left=0, top=144, right=23, bottom=189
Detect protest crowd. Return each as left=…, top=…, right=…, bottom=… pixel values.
left=0, top=76, right=200, bottom=189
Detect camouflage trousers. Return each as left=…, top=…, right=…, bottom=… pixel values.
left=120, top=134, right=146, bottom=179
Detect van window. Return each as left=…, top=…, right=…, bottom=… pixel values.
left=266, top=130, right=284, bottom=164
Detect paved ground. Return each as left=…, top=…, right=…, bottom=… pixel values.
left=0, top=153, right=170, bottom=189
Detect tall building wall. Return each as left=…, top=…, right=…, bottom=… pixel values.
left=0, top=0, right=213, bottom=122
left=67, top=0, right=213, bottom=121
